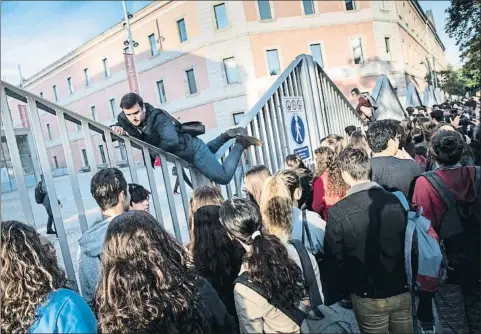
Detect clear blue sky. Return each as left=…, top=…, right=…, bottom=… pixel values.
left=1, top=0, right=460, bottom=85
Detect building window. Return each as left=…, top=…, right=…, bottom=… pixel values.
left=186, top=69, right=198, bottom=95
left=53, top=156, right=59, bottom=169
left=303, top=0, right=315, bottom=15
left=266, top=49, right=281, bottom=75
left=91, top=106, right=97, bottom=121
left=223, top=57, right=240, bottom=84
left=149, top=34, right=158, bottom=56
left=233, top=112, right=245, bottom=125
left=214, top=3, right=229, bottom=29
left=177, top=19, right=188, bottom=43
left=350, top=38, right=364, bottom=64
left=99, top=145, right=107, bottom=164
left=77, top=123, right=82, bottom=131
left=52, top=85, right=59, bottom=101
left=109, top=98, right=116, bottom=119
left=380, top=0, right=387, bottom=10
left=258, top=0, right=272, bottom=20
left=102, top=58, right=110, bottom=78
left=67, top=77, right=74, bottom=94
left=156, top=80, right=167, bottom=104
left=345, top=0, right=356, bottom=11
left=310, top=44, right=324, bottom=68
left=385, top=37, right=392, bottom=60
left=124, top=46, right=129, bottom=54
left=118, top=143, right=127, bottom=160
left=81, top=149, right=89, bottom=167
left=39, top=92, right=43, bottom=98
left=46, top=123, right=52, bottom=139
left=84, top=68, right=90, bottom=86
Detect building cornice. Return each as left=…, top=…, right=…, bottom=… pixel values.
left=409, top=0, right=445, bottom=51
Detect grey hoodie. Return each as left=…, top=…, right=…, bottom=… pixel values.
left=77, top=218, right=111, bottom=307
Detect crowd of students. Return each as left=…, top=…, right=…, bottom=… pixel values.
left=1, top=97, right=480, bottom=333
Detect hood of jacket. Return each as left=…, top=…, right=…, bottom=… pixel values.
left=77, top=218, right=110, bottom=258
left=435, top=166, right=480, bottom=203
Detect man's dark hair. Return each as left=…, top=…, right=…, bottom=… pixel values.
left=429, top=130, right=465, bottom=166
left=418, top=105, right=427, bottom=111
left=345, top=125, right=357, bottom=137
left=91, top=168, right=127, bottom=211
left=366, top=119, right=401, bottom=153
left=406, top=107, right=415, bottom=116
left=351, top=88, right=361, bottom=95
left=338, top=147, right=371, bottom=181
left=120, top=92, right=144, bottom=110
left=129, top=183, right=151, bottom=205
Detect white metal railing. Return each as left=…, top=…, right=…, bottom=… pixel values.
left=1, top=80, right=205, bottom=289
left=214, top=54, right=362, bottom=196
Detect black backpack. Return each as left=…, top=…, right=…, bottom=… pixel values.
left=423, top=167, right=481, bottom=285
left=35, top=181, right=46, bottom=204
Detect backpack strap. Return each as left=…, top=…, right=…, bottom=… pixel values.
left=234, top=272, right=306, bottom=326
left=392, top=191, right=409, bottom=212
left=423, top=171, right=456, bottom=208
left=301, top=210, right=315, bottom=252
left=290, top=239, right=323, bottom=308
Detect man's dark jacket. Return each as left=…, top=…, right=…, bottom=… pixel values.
left=323, top=182, right=409, bottom=303
left=115, top=103, right=198, bottom=163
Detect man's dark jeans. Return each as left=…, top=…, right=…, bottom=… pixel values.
left=44, top=204, right=56, bottom=233
left=191, top=135, right=243, bottom=185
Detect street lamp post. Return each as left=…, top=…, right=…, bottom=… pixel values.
left=122, top=0, right=142, bottom=95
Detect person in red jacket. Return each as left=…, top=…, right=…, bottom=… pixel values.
left=351, top=88, right=373, bottom=123
left=412, top=130, right=480, bottom=333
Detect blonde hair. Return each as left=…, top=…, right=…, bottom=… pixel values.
left=188, top=185, right=224, bottom=242
left=259, top=170, right=300, bottom=238
left=320, top=135, right=346, bottom=156
left=244, top=165, right=271, bottom=205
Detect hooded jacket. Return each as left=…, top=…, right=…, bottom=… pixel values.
left=29, top=288, right=97, bottom=333
left=115, top=103, right=198, bottom=163
left=77, top=218, right=111, bottom=307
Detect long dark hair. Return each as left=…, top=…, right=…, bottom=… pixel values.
left=191, top=205, right=244, bottom=316
left=95, top=211, right=209, bottom=333
left=219, top=198, right=305, bottom=308
left=1, top=221, right=68, bottom=333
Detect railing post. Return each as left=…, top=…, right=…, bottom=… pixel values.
left=299, top=56, right=319, bottom=158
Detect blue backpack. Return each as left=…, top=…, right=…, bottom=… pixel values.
left=393, top=192, right=447, bottom=293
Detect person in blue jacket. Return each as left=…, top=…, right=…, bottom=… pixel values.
left=111, top=92, right=262, bottom=185
left=0, top=220, right=97, bottom=334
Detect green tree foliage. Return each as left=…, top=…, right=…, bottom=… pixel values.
left=445, top=0, right=481, bottom=87
left=438, top=66, right=466, bottom=97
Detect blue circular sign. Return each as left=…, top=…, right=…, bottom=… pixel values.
left=290, top=114, right=305, bottom=145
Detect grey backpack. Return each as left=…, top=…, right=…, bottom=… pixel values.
left=235, top=239, right=353, bottom=333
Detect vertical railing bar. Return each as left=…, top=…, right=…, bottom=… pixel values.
left=315, top=67, right=329, bottom=137
left=257, top=107, right=273, bottom=172
left=56, top=110, right=89, bottom=234
left=246, top=123, right=257, bottom=166
left=277, top=86, right=291, bottom=155
left=103, top=131, right=117, bottom=167
left=268, top=97, right=283, bottom=169
left=81, top=121, right=98, bottom=173
left=175, top=160, right=190, bottom=223
left=0, top=87, right=36, bottom=228
left=142, top=147, right=164, bottom=224
left=123, top=137, right=139, bottom=184
left=287, top=73, right=295, bottom=97
left=26, top=97, right=77, bottom=289
left=273, top=90, right=288, bottom=159
left=159, top=153, right=182, bottom=242
left=253, top=114, right=267, bottom=167
left=263, top=104, right=278, bottom=172
left=222, top=154, right=234, bottom=199
left=291, top=71, right=299, bottom=96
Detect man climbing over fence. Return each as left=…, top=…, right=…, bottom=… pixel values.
left=111, top=93, right=262, bottom=185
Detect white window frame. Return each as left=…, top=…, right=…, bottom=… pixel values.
left=53, top=156, right=59, bottom=169
left=52, top=85, right=59, bottom=101
left=300, top=0, right=318, bottom=16
left=124, top=46, right=129, bottom=54
left=90, top=105, right=98, bottom=121
left=384, top=36, right=392, bottom=61
left=102, top=58, right=110, bottom=78
left=256, top=0, right=276, bottom=21
left=99, top=145, right=107, bottom=164
left=176, top=18, right=188, bottom=43
left=213, top=2, right=230, bottom=30
left=222, top=56, right=241, bottom=85
left=349, top=37, right=365, bottom=65
left=233, top=111, right=245, bottom=125
left=84, top=68, right=90, bottom=87
left=264, top=47, right=282, bottom=76
left=379, top=0, right=388, bottom=11
left=76, top=123, right=82, bottom=131
left=184, top=67, right=198, bottom=96
left=343, top=0, right=357, bottom=11
left=46, top=123, right=52, bottom=140
left=156, top=79, right=167, bottom=104
left=109, top=98, right=117, bottom=120
left=308, top=41, right=327, bottom=68
left=148, top=33, right=158, bottom=56
left=67, top=77, right=74, bottom=94
left=81, top=149, right=89, bottom=167
left=39, top=92, right=44, bottom=98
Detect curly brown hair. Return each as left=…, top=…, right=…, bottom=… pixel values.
left=314, top=147, right=349, bottom=198
left=95, top=211, right=210, bottom=333
left=1, top=221, right=68, bottom=334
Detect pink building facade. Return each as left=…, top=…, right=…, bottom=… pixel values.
left=7, top=0, right=446, bottom=173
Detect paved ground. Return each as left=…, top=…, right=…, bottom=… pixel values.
left=1, top=164, right=196, bottom=285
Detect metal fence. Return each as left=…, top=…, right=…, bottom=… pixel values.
left=214, top=54, right=362, bottom=187
left=1, top=80, right=205, bottom=289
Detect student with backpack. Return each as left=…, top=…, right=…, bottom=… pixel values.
left=35, top=175, right=62, bottom=235
left=219, top=198, right=352, bottom=333
left=412, top=130, right=480, bottom=333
